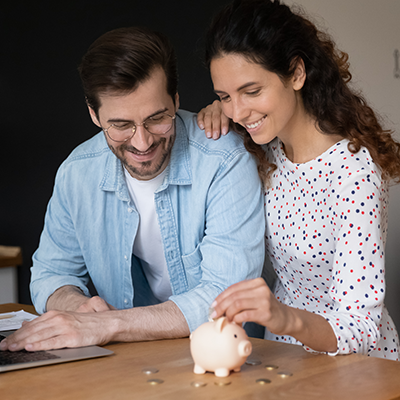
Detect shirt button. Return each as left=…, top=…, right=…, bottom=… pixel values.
left=124, top=255, right=128, bottom=260
left=124, top=299, right=128, bottom=304
left=128, top=208, right=133, bottom=213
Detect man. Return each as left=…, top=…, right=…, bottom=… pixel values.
left=0, top=27, right=264, bottom=352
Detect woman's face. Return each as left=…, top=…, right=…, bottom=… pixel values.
left=210, top=53, right=306, bottom=145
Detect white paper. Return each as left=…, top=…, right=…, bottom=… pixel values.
left=0, top=310, right=38, bottom=331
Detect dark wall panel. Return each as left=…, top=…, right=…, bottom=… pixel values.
left=1, top=0, right=231, bottom=304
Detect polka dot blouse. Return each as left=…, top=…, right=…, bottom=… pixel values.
left=263, top=137, right=399, bottom=361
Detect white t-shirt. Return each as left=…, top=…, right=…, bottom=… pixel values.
left=124, top=168, right=172, bottom=302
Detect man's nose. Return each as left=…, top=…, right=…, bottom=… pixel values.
left=129, top=125, right=154, bottom=151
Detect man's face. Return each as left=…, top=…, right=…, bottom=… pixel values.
left=89, top=67, right=179, bottom=180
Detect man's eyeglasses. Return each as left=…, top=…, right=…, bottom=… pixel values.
left=103, top=113, right=176, bottom=142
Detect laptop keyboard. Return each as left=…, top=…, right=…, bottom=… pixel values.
left=0, top=334, right=60, bottom=365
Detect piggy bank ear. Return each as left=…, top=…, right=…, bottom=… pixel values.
left=215, top=317, right=228, bottom=333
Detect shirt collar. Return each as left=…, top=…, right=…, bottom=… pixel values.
left=156, top=112, right=192, bottom=192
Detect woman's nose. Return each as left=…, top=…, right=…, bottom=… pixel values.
left=230, top=99, right=250, bottom=124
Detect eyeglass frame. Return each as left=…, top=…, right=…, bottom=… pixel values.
left=103, top=113, right=176, bottom=142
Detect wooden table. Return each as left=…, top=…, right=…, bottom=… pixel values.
left=1, top=303, right=400, bottom=400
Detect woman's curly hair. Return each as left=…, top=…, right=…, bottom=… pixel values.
left=205, top=0, right=400, bottom=185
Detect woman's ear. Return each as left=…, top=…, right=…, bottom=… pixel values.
left=291, top=57, right=306, bottom=91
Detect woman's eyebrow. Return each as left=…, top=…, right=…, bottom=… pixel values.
left=214, top=82, right=259, bottom=95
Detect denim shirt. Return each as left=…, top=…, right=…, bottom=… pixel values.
left=31, top=110, right=265, bottom=332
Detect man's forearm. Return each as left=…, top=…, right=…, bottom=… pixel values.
left=110, top=300, right=190, bottom=342
left=2, top=299, right=191, bottom=352
left=46, top=285, right=88, bottom=312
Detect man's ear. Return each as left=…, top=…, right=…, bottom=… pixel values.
left=88, top=106, right=102, bottom=128
left=291, top=57, right=306, bottom=91
left=174, top=92, right=180, bottom=112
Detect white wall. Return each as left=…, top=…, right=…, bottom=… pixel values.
left=284, top=0, right=400, bottom=330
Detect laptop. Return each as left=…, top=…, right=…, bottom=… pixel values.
left=0, top=330, right=114, bottom=372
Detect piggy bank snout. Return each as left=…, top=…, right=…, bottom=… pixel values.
left=238, top=340, right=252, bottom=357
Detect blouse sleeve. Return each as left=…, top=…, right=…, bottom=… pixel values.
left=307, top=162, right=388, bottom=356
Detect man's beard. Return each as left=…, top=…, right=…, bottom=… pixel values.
left=109, top=132, right=175, bottom=179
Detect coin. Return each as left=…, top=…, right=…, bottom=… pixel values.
left=208, top=306, right=216, bottom=322
left=246, top=359, right=262, bottom=366
left=256, top=378, right=271, bottom=385
left=142, top=367, right=159, bottom=374
left=214, top=381, right=231, bottom=386
left=277, top=371, right=293, bottom=378
left=147, top=379, right=164, bottom=385
left=191, top=381, right=207, bottom=388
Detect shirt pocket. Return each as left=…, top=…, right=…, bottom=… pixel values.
left=181, top=244, right=203, bottom=290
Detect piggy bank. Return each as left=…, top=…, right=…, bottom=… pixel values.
left=190, top=317, right=252, bottom=377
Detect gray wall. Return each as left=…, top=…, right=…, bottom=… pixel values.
left=285, top=0, right=400, bottom=331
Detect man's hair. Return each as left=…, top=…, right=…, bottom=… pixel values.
left=79, top=26, right=178, bottom=117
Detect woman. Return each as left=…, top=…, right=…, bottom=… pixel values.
left=198, top=0, right=400, bottom=360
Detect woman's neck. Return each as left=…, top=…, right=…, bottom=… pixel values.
left=279, top=114, right=343, bottom=164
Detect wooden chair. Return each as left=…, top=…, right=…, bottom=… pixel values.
left=0, top=246, right=22, bottom=303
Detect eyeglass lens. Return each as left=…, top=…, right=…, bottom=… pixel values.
left=106, top=114, right=174, bottom=141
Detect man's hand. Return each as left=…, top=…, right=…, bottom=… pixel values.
left=197, top=100, right=230, bottom=140
left=0, top=301, right=189, bottom=352
left=46, top=285, right=90, bottom=312
left=76, top=296, right=116, bottom=313
left=0, top=286, right=117, bottom=351
left=46, top=285, right=114, bottom=312
left=0, top=310, right=114, bottom=352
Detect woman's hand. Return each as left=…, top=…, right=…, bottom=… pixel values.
left=211, top=277, right=337, bottom=353
left=210, top=278, right=290, bottom=335
left=197, top=100, right=230, bottom=140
